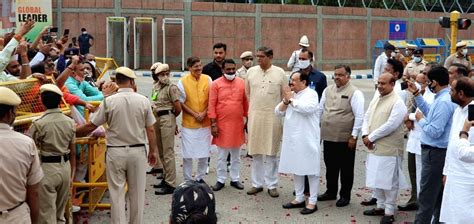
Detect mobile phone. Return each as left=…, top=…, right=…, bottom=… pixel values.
left=400, top=82, right=408, bottom=90
left=468, top=105, right=474, bottom=121
left=63, top=29, right=70, bottom=36
left=42, top=35, right=51, bottom=43
left=49, top=27, right=58, bottom=33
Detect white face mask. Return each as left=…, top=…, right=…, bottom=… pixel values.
left=243, top=60, right=253, bottom=68
left=462, top=48, right=468, bottom=56
left=82, top=31, right=87, bottom=35
left=224, top=73, right=236, bottom=81
left=297, top=59, right=311, bottom=69
left=413, top=56, right=422, bottom=63
left=390, top=52, right=397, bottom=58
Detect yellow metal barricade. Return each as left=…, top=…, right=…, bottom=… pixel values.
left=0, top=77, right=71, bottom=132
left=95, top=57, right=120, bottom=80
left=72, top=101, right=111, bottom=215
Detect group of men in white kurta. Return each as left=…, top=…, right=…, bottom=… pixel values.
left=174, top=39, right=474, bottom=222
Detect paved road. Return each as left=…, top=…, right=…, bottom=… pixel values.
left=82, top=70, right=416, bottom=223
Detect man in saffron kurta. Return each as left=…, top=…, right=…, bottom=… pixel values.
left=177, top=57, right=212, bottom=183
left=208, top=59, right=248, bottom=191
left=246, top=47, right=287, bottom=197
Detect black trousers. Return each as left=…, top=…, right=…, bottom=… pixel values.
left=415, top=146, right=446, bottom=224
left=322, top=141, right=356, bottom=199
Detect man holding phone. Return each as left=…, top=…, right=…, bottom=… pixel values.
left=438, top=77, right=474, bottom=223
left=407, top=66, right=457, bottom=223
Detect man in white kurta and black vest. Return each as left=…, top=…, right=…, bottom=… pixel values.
left=362, top=72, right=408, bottom=224
left=276, top=71, right=320, bottom=215
left=316, top=65, right=364, bottom=207
left=246, top=46, right=287, bottom=198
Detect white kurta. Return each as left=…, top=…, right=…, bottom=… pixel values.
left=440, top=101, right=474, bottom=223
left=180, top=127, right=211, bottom=158
left=275, top=87, right=321, bottom=176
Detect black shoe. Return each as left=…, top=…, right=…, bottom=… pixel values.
left=397, top=203, right=418, bottom=211
left=155, top=184, right=175, bottom=195
left=317, top=192, right=337, bottom=201
left=196, top=179, right=206, bottom=184
left=336, top=197, right=350, bottom=207
left=153, top=181, right=165, bottom=188
left=282, top=201, right=306, bottom=209
left=147, top=168, right=163, bottom=175
left=211, top=182, right=225, bottom=191
left=380, top=215, right=395, bottom=224
left=360, top=197, right=377, bottom=206
left=230, top=181, right=244, bottom=190
left=363, top=208, right=385, bottom=216
left=300, top=205, right=318, bottom=215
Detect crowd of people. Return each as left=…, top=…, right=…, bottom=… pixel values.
left=1, top=20, right=474, bottom=224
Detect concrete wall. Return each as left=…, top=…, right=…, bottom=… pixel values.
left=53, top=0, right=474, bottom=70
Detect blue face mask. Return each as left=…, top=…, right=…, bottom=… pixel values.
left=414, top=56, right=422, bottom=63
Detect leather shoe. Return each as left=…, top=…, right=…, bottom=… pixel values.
left=267, top=188, right=279, bottom=198
left=363, top=208, right=385, bottom=216
left=300, top=205, right=318, bottom=215
left=155, top=184, right=175, bottom=195
left=230, top=181, right=244, bottom=190
left=246, top=187, right=263, bottom=195
left=282, top=201, right=306, bottom=209
left=317, top=192, right=337, bottom=201
left=211, top=182, right=225, bottom=191
left=153, top=181, right=164, bottom=188
left=336, top=197, right=350, bottom=207
left=380, top=215, right=395, bottom=224
left=360, top=197, right=377, bottom=206
left=397, top=203, right=418, bottom=211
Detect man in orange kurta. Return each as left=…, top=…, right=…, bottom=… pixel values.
left=208, top=59, right=248, bottom=191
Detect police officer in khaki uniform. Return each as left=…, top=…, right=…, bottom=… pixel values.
left=29, top=84, right=76, bottom=224
left=403, top=48, right=426, bottom=80
left=76, top=67, right=157, bottom=224
left=150, top=63, right=182, bottom=195
left=0, top=87, right=43, bottom=224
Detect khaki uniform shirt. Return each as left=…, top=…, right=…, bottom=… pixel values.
left=91, top=88, right=156, bottom=146
left=444, top=54, right=472, bottom=71
left=245, top=65, right=287, bottom=156
left=30, top=108, right=76, bottom=156
left=0, top=123, right=43, bottom=210
left=403, top=60, right=426, bottom=79
left=151, top=82, right=180, bottom=112
left=236, top=66, right=248, bottom=80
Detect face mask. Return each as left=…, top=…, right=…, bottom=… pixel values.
left=158, top=75, right=170, bottom=84
left=84, top=70, right=92, bottom=78
left=224, top=73, right=236, bottom=81
left=390, top=52, right=397, bottom=58
left=82, top=31, right=87, bottom=35
left=414, top=56, right=422, bottom=63
left=243, top=60, right=253, bottom=68
left=428, top=81, right=436, bottom=93
left=462, top=49, right=468, bottom=56
left=297, top=60, right=311, bottom=69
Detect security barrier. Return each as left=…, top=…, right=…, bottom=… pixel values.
left=0, top=77, right=71, bottom=133
left=95, top=57, right=120, bottom=80
left=72, top=101, right=110, bottom=215
left=415, top=38, right=447, bottom=63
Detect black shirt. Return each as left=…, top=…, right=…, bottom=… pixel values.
left=203, top=61, right=223, bottom=81
left=308, top=67, right=327, bottom=101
